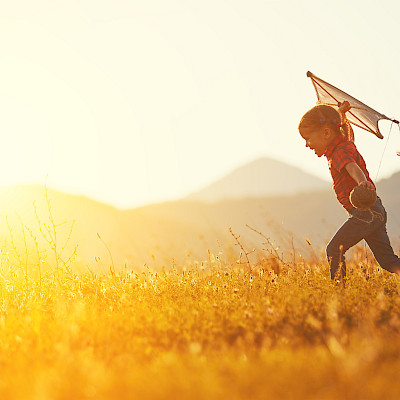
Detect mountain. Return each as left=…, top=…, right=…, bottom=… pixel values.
left=186, top=158, right=330, bottom=202
left=376, top=171, right=400, bottom=205
left=133, top=172, right=400, bottom=264
left=376, top=172, right=400, bottom=238
left=0, top=185, right=231, bottom=271
left=0, top=170, right=399, bottom=273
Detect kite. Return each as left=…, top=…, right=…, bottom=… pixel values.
left=306, top=71, right=399, bottom=140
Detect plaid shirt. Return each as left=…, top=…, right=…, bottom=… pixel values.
left=324, top=135, right=375, bottom=211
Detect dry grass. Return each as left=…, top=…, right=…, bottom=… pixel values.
left=0, top=252, right=400, bottom=399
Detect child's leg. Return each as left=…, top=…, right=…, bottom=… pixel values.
left=326, top=201, right=386, bottom=279
left=326, top=218, right=370, bottom=279
left=364, top=227, right=400, bottom=273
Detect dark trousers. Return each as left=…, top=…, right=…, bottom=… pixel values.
left=326, top=198, right=400, bottom=279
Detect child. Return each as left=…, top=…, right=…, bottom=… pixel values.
left=298, top=101, right=400, bottom=280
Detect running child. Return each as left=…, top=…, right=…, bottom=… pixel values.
left=298, top=101, right=400, bottom=279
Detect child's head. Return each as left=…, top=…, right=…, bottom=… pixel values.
left=298, top=105, right=343, bottom=157
left=298, top=104, right=341, bottom=136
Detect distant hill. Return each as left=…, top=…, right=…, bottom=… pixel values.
left=0, top=170, right=398, bottom=272
left=376, top=172, right=400, bottom=239
left=186, top=157, right=330, bottom=202
left=0, top=185, right=232, bottom=271
left=376, top=171, right=400, bottom=205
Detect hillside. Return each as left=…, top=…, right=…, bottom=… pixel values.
left=0, top=170, right=399, bottom=272
left=186, top=157, right=330, bottom=202
left=376, top=171, right=400, bottom=205
left=0, top=185, right=231, bottom=270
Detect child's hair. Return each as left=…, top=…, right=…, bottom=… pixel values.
left=298, top=104, right=354, bottom=141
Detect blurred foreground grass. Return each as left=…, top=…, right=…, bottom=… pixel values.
left=1, top=255, right=400, bottom=400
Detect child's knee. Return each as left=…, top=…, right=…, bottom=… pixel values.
left=326, top=240, right=345, bottom=260
left=326, top=240, right=337, bottom=259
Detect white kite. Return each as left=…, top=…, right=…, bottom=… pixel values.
left=306, top=71, right=399, bottom=141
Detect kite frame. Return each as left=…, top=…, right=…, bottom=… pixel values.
left=307, top=71, right=399, bottom=140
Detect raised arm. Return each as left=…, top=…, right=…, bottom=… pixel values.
left=338, top=101, right=354, bottom=141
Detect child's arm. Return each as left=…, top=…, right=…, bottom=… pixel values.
left=345, top=162, right=375, bottom=190
left=338, top=101, right=351, bottom=118
left=338, top=101, right=354, bottom=141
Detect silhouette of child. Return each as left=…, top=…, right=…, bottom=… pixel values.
left=298, top=101, right=400, bottom=280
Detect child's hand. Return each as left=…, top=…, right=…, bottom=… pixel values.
left=359, top=181, right=375, bottom=191
left=339, top=101, right=351, bottom=114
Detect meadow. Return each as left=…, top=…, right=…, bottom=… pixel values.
left=1, top=243, right=400, bottom=400
left=0, top=187, right=399, bottom=399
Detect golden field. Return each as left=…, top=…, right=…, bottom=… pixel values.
left=0, top=187, right=399, bottom=399
left=1, top=250, right=400, bottom=400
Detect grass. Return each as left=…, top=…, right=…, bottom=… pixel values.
left=0, top=253, right=400, bottom=399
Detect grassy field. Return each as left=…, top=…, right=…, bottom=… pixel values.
left=1, top=249, right=400, bottom=400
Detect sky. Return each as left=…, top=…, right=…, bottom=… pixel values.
left=0, top=0, right=399, bottom=209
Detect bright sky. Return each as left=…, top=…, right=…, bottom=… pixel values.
left=1, top=0, right=399, bottom=209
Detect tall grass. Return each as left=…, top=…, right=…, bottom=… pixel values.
left=0, top=253, right=400, bottom=399
left=1, top=190, right=400, bottom=399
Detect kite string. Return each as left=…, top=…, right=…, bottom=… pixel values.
left=375, top=121, right=394, bottom=182
left=397, top=123, right=400, bottom=156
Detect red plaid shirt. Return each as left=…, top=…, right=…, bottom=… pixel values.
left=324, top=135, right=375, bottom=211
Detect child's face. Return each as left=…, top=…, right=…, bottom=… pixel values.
left=300, top=127, right=332, bottom=158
